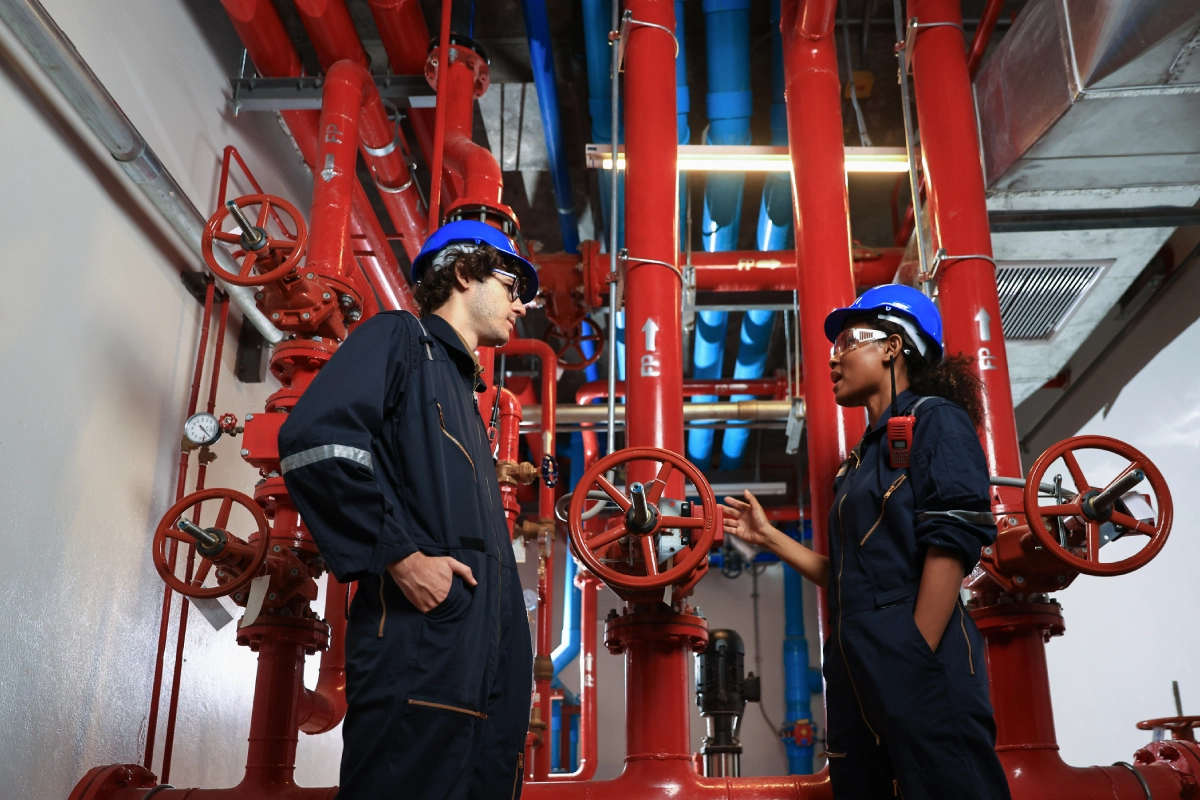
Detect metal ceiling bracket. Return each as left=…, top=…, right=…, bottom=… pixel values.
left=612, top=9, right=679, bottom=73
left=899, top=17, right=965, bottom=75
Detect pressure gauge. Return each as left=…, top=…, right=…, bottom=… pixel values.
left=184, top=412, right=222, bottom=447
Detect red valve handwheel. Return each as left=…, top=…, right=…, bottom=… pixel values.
left=544, top=315, right=605, bottom=370
left=568, top=447, right=717, bottom=591
left=1137, top=717, right=1200, bottom=743
left=153, top=488, right=270, bottom=599
left=201, top=193, right=308, bottom=287
left=1025, top=435, right=1172, bottom=577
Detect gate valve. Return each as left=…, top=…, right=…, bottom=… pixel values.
left=201, top=194, right=308, bottom=287
left=568, top=447, right=718, bottom=595
left=496, top=459, right=538, bottom=486
left=153, top=488, right=270, bottom=600
left=1024, top=435, right=1172, bottom=577
left=1138, top=717, right=1200, bottom=743
left=544, top=315, right=605, bottom=370
left=540, top=454, right=559, bottom=488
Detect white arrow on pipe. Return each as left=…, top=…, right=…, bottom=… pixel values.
left=975, top=308, right=992, bottom=341
left=642, top=318, right=659, bottom=351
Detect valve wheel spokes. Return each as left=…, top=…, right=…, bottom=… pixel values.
left=152, top=488, right=271, bottom=599
left=1026, top=436, right=1172, bottom=577
left=544, top=315, right=605, bottom=370
left=568, top=447, right=718, bottom=593
left=201, top=193, right=308, bottom=287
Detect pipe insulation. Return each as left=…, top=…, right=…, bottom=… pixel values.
left=0, top=0, right=283, bottom=344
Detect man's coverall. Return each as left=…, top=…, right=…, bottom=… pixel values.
left=824, top=389, right=1011, bottom=800
left=279, top=311, right=532, bottom=799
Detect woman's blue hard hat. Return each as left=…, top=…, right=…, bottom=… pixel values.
left=411, top=219, right=539, bottom=303
left=823, top=284, right=944, bottom=361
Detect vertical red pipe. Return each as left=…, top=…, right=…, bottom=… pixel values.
left=144, top=281, right=215, bottom=771
left=626, top=636, right=693, bottom=759
left=241, top=637, right=307, bottom=788
left=965, top=0, right=1004, bottom=77
left=908, top=0, right=1021, bottom=497
left=623, top=0, right=683, bottom=488
left=781, top=0, right=866, bottom=641
left=292, top=0, right=370, bottom=70
left=367, top=0, right=429, bottom=74
left=426, top=0, right=454, bottom=230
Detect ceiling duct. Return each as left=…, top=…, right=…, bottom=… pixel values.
left=975, top=0, right=1200, bottom=192
left=996, top=260, right=1109, bottom=341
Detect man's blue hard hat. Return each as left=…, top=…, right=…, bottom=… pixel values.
left=411, top=219, right=539, bottom=303
left=823, top=284, right=944, bottom=361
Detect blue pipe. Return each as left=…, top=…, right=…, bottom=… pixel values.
left=783, top=522, right=820, bottom=774
left=719, top=309, right=776, bottom=469
left=522, top=0, right=580, bottom=252
left=581, top=0, right=624, bottom=249
left=688, top=0, right=752, bottom=465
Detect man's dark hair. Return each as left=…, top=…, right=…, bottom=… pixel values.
left=871, top=317, right=985, bottom=427
left=413, top=244, right=520, bottom=316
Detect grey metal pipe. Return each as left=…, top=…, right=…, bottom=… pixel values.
left=521, top=399, right=796, bottom=426
left=0, top=0, right=283, bottom=344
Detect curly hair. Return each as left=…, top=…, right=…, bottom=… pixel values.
left=871, top=318, right=984, bottom=427
left=412, top=244, right=521, bottom=316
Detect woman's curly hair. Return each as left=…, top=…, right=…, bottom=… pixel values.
left=872, top=318, right=984, bottom=427
left=413, top=245, right=520, bottom=316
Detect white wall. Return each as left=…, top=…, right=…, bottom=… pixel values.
left=1045, top=313, right=1200, bottom=767
left=0, top=2, right=329, bottom=796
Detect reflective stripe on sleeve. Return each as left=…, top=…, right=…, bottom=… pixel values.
left=917, top=510, right=996, bottom=525
left=280, top=444, right=373, bottom=474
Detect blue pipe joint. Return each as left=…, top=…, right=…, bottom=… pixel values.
left=687, top=309, right=729, bottom=462
left=720, top=309, right=776, bottom=469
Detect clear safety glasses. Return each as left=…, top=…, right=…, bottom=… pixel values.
left=491, top=268, right=524, bottom=303
left=830, top=328, right=889, bottom=359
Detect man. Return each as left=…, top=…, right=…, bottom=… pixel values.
left=279, top=219, right=537, bottom=799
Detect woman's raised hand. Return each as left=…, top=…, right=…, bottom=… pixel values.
left=719, top=490, right=780, bottom=551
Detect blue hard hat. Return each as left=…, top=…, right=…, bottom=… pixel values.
left=823, top=284, right=944, bottom=361
left=411, top=219, right=538, bottom=303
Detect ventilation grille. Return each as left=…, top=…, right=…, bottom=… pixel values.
left=996, top=261, right=1108, bottom=341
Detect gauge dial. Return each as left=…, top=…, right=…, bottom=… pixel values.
left=184, top=412, right=222, bottom=447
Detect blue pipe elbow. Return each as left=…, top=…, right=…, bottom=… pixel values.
left=719, top=309, right=776, bottom=469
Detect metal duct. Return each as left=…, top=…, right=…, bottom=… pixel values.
left=0, top=0, right=284, bottom=344
left=996, top=260, right=1108, bottom=341
left=975, top=0, right=1200, bottom=192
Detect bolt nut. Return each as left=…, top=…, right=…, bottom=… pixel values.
left=322, top=293, right=331, bottom=300
left=301, top=312, right=311, bottom=319
left=306, top=272, right=315, bottom=280
left=255, top=292, right=264, bottom=300
left=340, top=295, right=353, bottom=307
left=268, top=593, right=277, bottom=600
left=271, top=313, right=281, bottom=320
left=273, top=545, right=282, bottom=552
left=1014, top=576, right=1026, bottom=585
left=235, top=593, right=244, bottom=601
left=1057, top=575, right=1066, bottom=583
left=983, top=546, right=993, bottom=556
left=217, top=570, right=225, bottom=577
left=240, top=448, right=250, bottom=456
left=1008, top=517, right=1019, bottom=526
left=290, top=568, right=299, bottom=576
left=245, top=413, right=254, bottom=421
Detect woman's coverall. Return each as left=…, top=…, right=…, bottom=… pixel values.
left=824, top=389, right=1011, bottom=800
left=279, top=311, right=532, bottom=799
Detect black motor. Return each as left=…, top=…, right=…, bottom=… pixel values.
left=695, top=629, right=761, bottom=777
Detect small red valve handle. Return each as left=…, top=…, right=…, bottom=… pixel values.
left=544, top=315, right=605, bottom=370
left=201, top=193, right=308, bottom=287
left=1137, top=717, right=1200, bottom=743
left=1024, top=435, right=1172, bottom=577
left=153, top=488, right=270, bottom=599
left=218, top=413, right=239, bottom=435
left=568, top=447, right=717, bottom=592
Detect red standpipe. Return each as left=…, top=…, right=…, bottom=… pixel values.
left=781, top=0, right=866, bottom=642
left=497, top=336, right=558, bottom=781
left=429, top=40, right=503, bottom=210
left=426, top=0, right=454, bottom=228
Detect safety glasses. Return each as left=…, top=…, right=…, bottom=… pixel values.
left=491, top=268, right=524, bottom=303
left=830, top=327, right=889, bottom=359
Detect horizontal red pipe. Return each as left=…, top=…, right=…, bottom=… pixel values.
left=577, top=378, right=790, bottom=404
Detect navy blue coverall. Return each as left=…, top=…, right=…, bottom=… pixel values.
left=278, top=311, right=532, bottom=799
left=824, top=389, right=1011, bottom=800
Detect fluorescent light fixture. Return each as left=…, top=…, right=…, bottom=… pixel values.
left=587, top=144, right=909, bottom=174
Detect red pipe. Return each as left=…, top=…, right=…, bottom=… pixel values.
left=367, top=0, right=429, bottom=74
left=495, top=388, right=523, bottom=536
left=144, top=280, right=215, bottom=771
left=497, top=337, right=557, bottom=780
left=781, top=0, right=866, bottom=643
left=908, top=0, right=1020, bottom=499
left=433, top=41, right=503, bottom=209
left=577, top=378, right=790, bottom=403
left=965, top=0, right=1004, bottom=78
left=292, top=0, right=369, bottom=71
left=426, top=0, right=454, bottom=229
left=298, top=578, right=349, bottom=734
left=624, top=0, right=684, bottom=493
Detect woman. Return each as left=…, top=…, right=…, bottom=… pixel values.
left=721, top=285, right=1010, bottom=800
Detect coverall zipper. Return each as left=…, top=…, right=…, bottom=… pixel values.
left=407, top=698, right=488, bottom=719
left=377, top=576, right=387, bottom=638
left=835, top=452, right=881, bottom=746
left=959, top=605, right=975, bottom=675
left=437, top=401, right=476, bottom=473
left=512, top=752, right=524, bottom=799
left=860, top=474, right=908, bottom=546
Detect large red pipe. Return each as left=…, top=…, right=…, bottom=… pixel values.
left=908, top=0, right=1020, bottom=499
left=297, top=578, right=349, bottom=734
left=366, top=0, right=429, bottom=74
left=781, top=0, right=866, bottom=643
left=292, top=0, right=369, bottom=71
left=437, top=42, right=504, bottom=209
